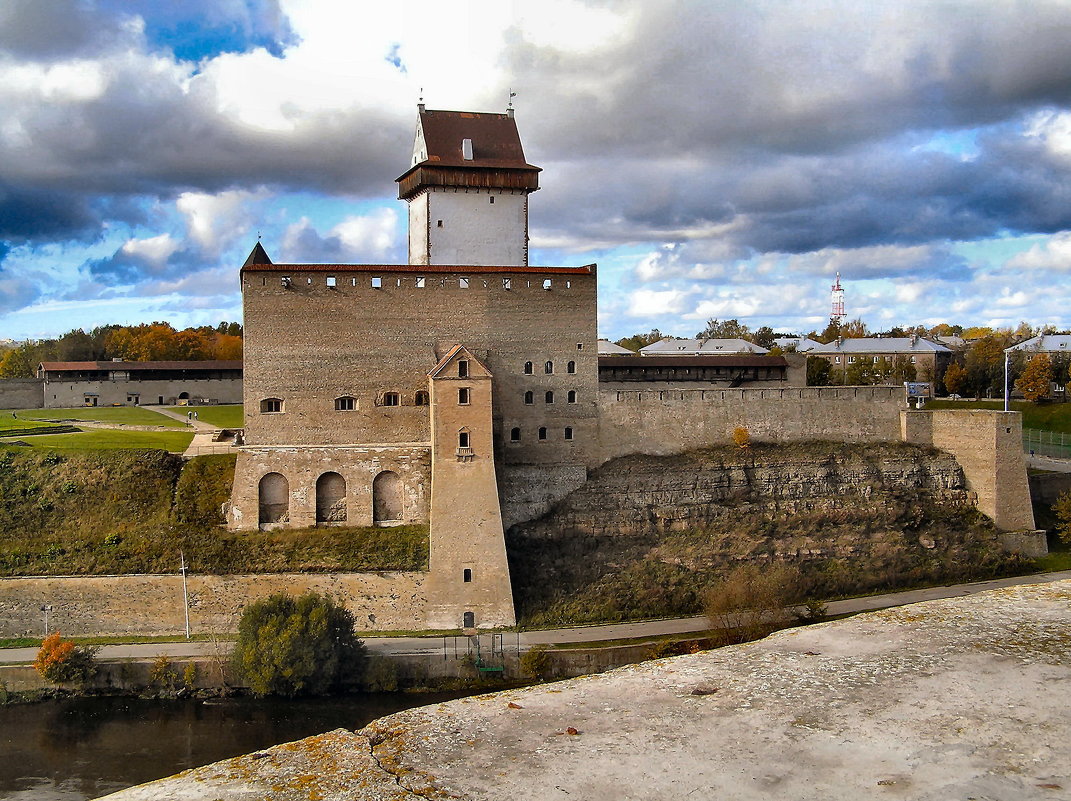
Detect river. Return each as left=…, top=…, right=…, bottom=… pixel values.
left=0, top=691, right=473, bottom=800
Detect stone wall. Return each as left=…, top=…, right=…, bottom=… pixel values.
left=0, top=378, right=43, bottom=409
left=0, top=572, right=427, bottom=638
left=595, top=386, right=906, bottom=465
left=901, top=409, right=1036, bottom=531
left=228, top=445, right=430, bottom=530
left=42, top=377, right=242, bottom=408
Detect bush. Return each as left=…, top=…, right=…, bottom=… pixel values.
left=33, top=633, right=99, bottom=685
left=149, top=654, right=178, bottom=692
left=703, top=564, right=803, bottom=645
left=233, top=592, right=366, bottom=697
left=731, top=427, right=751, bottom=449
left=361, top=655, right=399, bottom=692
left=1053, top=491, right=1071, bottom=545
left=519, top=645, right=552, bottom=680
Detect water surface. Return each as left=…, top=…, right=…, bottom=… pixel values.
left=0, top=692, right=468, bottom=800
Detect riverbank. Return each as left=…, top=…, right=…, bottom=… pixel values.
left=102, top=577, right=1071, bottom=801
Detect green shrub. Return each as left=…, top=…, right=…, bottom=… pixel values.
left=182, top=662, right=198, bottom=690
left=149, top=654, right=178, bottom=691
left=233, top=592, right=366, bottom=697
left=519, top=645, right=552, bottom=680
left=361, top=655, right=399, bottom=692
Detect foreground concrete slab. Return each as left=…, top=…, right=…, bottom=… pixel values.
left=102, top=580, right=1071, bottom=800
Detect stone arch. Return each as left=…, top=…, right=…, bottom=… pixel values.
left=178, top=391, right=190, bottom=400
left=258, top=472, right=289, bottom=526
left=316, top=471, right=347, bottom=523
left=372, top=470, right=403, bottom=524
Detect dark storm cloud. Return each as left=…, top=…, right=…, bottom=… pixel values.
left=0, top=0, right=132, bottom=59
left=87, top=242, right=201, bottom=284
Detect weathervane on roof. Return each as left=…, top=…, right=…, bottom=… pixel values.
left=508, top=89, right=516, bottom=110
left=257, top=230, right=261, bottom=241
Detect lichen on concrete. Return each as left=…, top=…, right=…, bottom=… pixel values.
left=100, top=580, right=1071, bottom=800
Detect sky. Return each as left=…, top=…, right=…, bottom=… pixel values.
left=3, top=0, right=1071, bottom=342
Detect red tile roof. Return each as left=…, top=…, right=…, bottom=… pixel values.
left=415, top=109, right=537, bottom=170
left=40, top=360, right=242, bottom=372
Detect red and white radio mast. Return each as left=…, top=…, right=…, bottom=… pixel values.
left=830, top=272, right=845, bottom=322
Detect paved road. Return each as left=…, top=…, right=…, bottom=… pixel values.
left=1027, top=454, right=1071, bottom=473
left=3, top=569, right=1069, bottom=664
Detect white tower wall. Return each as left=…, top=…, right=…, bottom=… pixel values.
left=410, top=188, right=528, bottom=266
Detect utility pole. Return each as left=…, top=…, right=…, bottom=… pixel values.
left=179, top=551, right=190, bottom=639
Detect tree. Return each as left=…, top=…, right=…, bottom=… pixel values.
left=751, top=325, right=777, bottom=349
left=1052, top=491, right=1071, bottom=544
left=890, top=355, right=916, bottom=384
left=943, top=361, right=968, bottom=396
left=703, top=564, right=803, bottom=645
left=615, top=329, right=664, bottom=353
left=34, top=633, right=99, bottom=685
left=1016, top=353, right=1053, bottom=402
left=233, top=592, right=366, bottom=697
left=806, top=356, right=832, bottom=386
left=696, top=318, right=751, bottom=340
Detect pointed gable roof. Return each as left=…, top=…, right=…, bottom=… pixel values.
left=428, top=345, right=492, bottom=379
left=243, top=241, right=272, bottom=267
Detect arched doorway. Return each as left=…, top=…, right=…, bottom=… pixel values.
left=372, top=471, right=402, bottom=524
left=316, top=472, right=347, bottom=523
left=258, top=472, right=289, bottom=526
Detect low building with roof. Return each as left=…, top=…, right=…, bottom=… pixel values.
left=772, top=336, right=823, bottom=352
left=807, top=336, right=952, bottom=383
left=1005, top=335, right=1071, bottom=355
left=639, top=338, right=769, bottom=357
left=598, top=339, right=635, bottom=356
left=37, top=360, right=243, bottom=408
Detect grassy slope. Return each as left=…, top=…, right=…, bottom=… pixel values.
left=3, top=429, right=194, bottom=452
left=165, top=404, right=243, bottom=428
left=0, top=412, right=54, bottom=431
left=0, top=451, right=427, bottom=576
left=926, top=399, right=1071, bottom=434
left=13, top=406, right=187, bottom=427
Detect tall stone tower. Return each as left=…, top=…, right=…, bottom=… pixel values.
left=397, top=106, right=541, bottom=266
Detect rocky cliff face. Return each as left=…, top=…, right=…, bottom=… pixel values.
left=507, top=442, right=1019, bottom=625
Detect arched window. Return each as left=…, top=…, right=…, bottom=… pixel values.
left=372, top=471, right=402, bottom=523
left=260, top=398, right=283, bottom=414
left=544, top=360, right=553, bottom=374
left=458, top=429, right=470, bottom=448
left=524, top=391, right=534, bottom=405
left=334, top=396, right=356, bottom=411
left=567, top=390, right=577, bottom=403
left=567, top=361, right=576, bottom=374
left=510, top=427, right=520, bottom=442
left=414, top=391, right=429, bottom=406
left=258, top=472, right=289, bottom=526
left=316, top=472, right=347, bottom=523
left=565, top=427, right=574, bottom=441
left=523, top=361, right=533, bottom=375
left=538, top=427, right=547, bottom=440
left=545, top=391, right=554, bottom=403
left=382, top=392, right=400, bottom=407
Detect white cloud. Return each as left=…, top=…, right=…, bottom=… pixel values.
left=176, top=189, right=263, bottom=252
left=1006, top=231, right=1071, bottom=271
left=119, top=233, right=179, bottom=268
left=627, top=288, right=689, bottom=317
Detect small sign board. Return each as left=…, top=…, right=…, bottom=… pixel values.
left=904, top=382, right=932, bottom=398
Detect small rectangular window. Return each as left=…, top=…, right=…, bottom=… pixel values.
left=565, top=427, right=574, bottom=441
left=326, top=276, right=336, bottom=287
left=437, top=220, right=443, bottom=228
left=458, top=387, right=470, bottom=405
left=463, top=568, right=473, bottom=582
left=503, top=278, right=511, bottom=290
left=351, top=277, right=357, bottom=286
left=460, top=277, right=470, bottom=288
left=542, top=279, right=552, bottom=290
left=416, top=276, right=425, bottom=288
left=566, top=280, right=571, bottom=288
left=577, top=343, right=583, bottom=350
left=371, top=277, right=382, bottom=288
left=307, top=276, right=312, bottom=284
left=458, top=360, right=469, bottom=378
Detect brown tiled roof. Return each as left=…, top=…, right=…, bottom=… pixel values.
left=40, top=360, right=242, bottom=372
left=416, top=109, right=537, bottom=170
left=599, top=355, right=788, bottom=368
left=241, top=263, right=594, bottom=276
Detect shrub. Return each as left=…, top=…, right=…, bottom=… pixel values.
left=33, top=633, right=99, bottom=685
left=519, top=645, right=552, bottom=680
left=731, top=427, right=751, bottom=449
left=703, top=563, right=803, bottom=645
left=182, top=662, right=198, bottom=690
left=361, top=655, right=399, bottom=692
left=1054, top=491, right=1071, bottom=545
left=149, top=654, right=178, bottom=692
left=233, top=592, right=366, bottom=697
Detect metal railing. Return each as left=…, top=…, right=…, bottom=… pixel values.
left=1023, top=427, right=1071, bottom=460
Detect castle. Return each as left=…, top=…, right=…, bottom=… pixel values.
left=228, top=105, right=1038, bottom=631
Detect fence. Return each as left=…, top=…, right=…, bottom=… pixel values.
left=1023, top=428, right=1071, bottom=460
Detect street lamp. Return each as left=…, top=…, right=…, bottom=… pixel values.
left=40, top=604, right=52, bottom=638
left=1004, top=351, right=1010, bottom=412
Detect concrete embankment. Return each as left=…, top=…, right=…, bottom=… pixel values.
left=101, top=578, right=1071, bottom=800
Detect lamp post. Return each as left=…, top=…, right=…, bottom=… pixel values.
left=179, top=551, right=190, bottom=640
left=40, top=604, right=52, bottom=637
left=1004, top=351, right=1010, bottom=412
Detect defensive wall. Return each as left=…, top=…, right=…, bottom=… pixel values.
left=0, top=572, right=427, bottom=639
left=42, top=377, right=242, bottom=408
left=0, top=377, right=44, bottom=409
left=594, top=386, right=905, bottom=464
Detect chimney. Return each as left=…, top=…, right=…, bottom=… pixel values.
left=507, top=107, right=514, bottom=119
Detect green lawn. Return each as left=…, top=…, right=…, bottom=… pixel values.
left=0, top=411, right=56, bottom=431
left=926, top=399, right=1071, bottom=434
left=0, top=429, right=194, bottom=452
left=15, top=406, right=187, bottom=428
left=166, top=404, right=243, bottom=428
